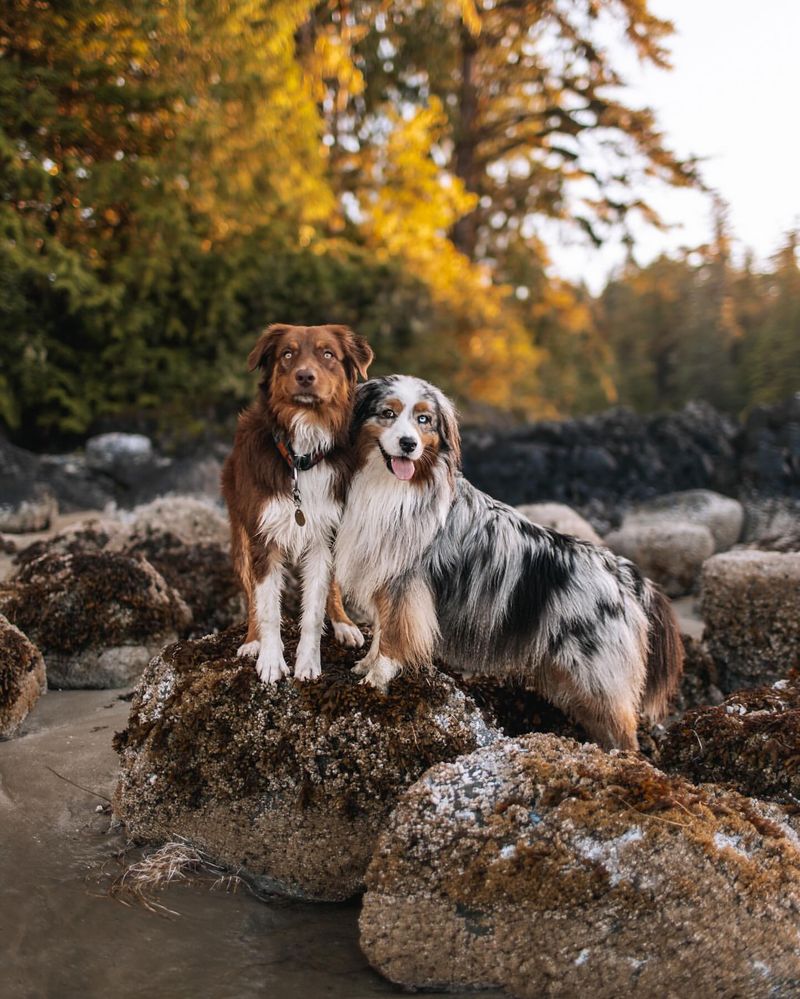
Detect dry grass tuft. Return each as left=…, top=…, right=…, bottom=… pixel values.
left=110, top=838, right=248, bottom=916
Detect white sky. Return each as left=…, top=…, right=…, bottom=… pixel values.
left=545, top=0, right=800, bottom=292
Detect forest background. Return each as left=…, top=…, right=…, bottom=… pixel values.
left=1, top=0, right=798, bottom=450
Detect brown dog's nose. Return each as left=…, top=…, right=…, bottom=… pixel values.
left=295, top=368, right=316, bottom=387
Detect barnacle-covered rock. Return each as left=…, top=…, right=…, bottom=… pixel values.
left=12, top=518, right=126, bottom=571
left=0, top=551, right=191, bottom=688
left=657, top=675, right=800, bottom=805
left=112, top=624, right=498, bottom=901
left=701, top=550, right=800, bottom=691
left=0, top=614, right=46, bottom=737
left=123, top=496, right=230, bottom=549
left=360, top=734, right=800, bottom=998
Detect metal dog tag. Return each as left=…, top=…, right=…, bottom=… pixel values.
left=291, top=466, right=305, bottom=526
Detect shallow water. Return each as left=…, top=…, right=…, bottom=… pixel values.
left=0, top=689, right=503, bottom=999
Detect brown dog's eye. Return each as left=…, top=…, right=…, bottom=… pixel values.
left=323, top=350, right=334, bottom=360
left=282, top=349, right=293, bottom=360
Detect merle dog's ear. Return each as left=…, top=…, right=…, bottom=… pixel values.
left=247, top=324, right=291, bottom=373
left=328, top=325, right=374, bottom=381
left=352, top=379, right=380, bottom=432
left=436, top=390, right=462, bottom=468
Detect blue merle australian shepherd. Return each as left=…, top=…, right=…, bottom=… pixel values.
left=335, top=375, right=684, bottom=750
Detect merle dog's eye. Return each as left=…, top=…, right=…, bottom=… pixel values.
left=380, top=408, right=396, bottom=420
left=417, top=414, right=431, bottom=425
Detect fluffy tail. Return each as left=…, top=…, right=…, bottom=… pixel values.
left=640, top=582, right=684, bottom=724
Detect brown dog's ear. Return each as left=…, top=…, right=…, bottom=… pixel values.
left=247, top=324, right=291, bottom=372
left=328, top=325, right=374, bottom=381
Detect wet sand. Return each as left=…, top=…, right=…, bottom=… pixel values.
left=0, top=688, right=503, bottom=999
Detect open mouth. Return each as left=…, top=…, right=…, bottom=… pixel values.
left=379, top=444, right=416, bottom=481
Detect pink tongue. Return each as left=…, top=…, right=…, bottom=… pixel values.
left=391, top=456, right=415, bottom=480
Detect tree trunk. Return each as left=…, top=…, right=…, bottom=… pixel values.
left=451, top=22, right=480, bottom=259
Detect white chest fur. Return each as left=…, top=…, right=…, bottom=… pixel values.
left=258, top=417, right=341, bottom=560
left=258, top=461, right=341, bottom=560
left=336, top=450, right=452, bottom=609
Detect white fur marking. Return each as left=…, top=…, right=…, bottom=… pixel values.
left=290, top=412, right=334, bottom=455
left=236, top=640, right=260, bottom=658
left=253, top=568, right=288, bottom=684
left=294, top=543, right=332, bottom=681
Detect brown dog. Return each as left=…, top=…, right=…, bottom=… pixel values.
left=222, top=323, right=373, bottom=683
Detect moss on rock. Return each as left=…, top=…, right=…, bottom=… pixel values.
left=361, top=733, right=800, bottom=997
left=441, top=665, right=584, bottom=740
left=112, top=623, right=498, bottom=901
left=123, top=530, right=243, bottom=638
left=657, top=674, right=800, bottom=806
left=0, top=613, right=46, bottom=737
left=0, top=550, right=191, bottom=688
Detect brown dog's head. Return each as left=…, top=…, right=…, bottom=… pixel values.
left=247, top=323, right=373, bottom=435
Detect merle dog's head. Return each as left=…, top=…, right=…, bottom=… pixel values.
left=352, top=375, right=461, bottom=483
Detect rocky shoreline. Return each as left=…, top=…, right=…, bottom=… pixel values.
left=3, top=393, right=799, bottom=535
left=2, top=397, right=800, bottom=997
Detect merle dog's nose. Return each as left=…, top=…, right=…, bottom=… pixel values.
left=399, top=436, right=417, bottom=455
left=295, top=368, right=316, bottom=387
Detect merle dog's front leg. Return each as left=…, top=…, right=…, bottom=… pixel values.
left=352, top=605, right=380, bottom=677
left=358, top=581, right=438, bottom=693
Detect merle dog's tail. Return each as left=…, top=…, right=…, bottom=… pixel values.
left=640, top=582, right=684, bottom=724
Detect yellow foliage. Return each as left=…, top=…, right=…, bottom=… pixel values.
left=355, top=100, right=544, bottom=411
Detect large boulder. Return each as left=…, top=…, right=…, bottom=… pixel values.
left=515, top=503, right=602, bottom=545
left=0, top=614, right=46, bottom=738
left=360, top=734, right=800, bottom=998
left=0, top=551, right=191, bottom=688
left=123, top=496, right=230, bottom=549
left=623, top=489, right=744, bottom=552
left=11, top=518, right=127, bottom=572
left=461, top=401, right=739, bottom=511
left=603, top=521, right=714, bottom=596
left=0, top=438, right=58, bottom=533
left=701, top=550, right=800, bottom=691
left=120, top=497, right=241, bottom=637
left=84, top=432, right=158, bottom=489
left=123, top=530, right=242, bottom=637
left=657, top=675, right=800, bottom=805
left=10, top=500, right=240, bottom=640
left=113, top=625, right=498, bottom=902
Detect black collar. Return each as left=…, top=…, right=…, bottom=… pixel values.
left=272, top=430, right=329, bottom=472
